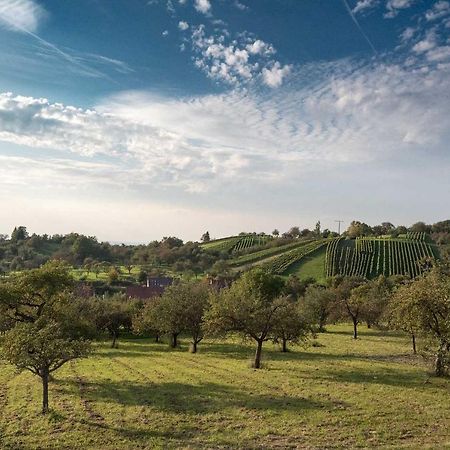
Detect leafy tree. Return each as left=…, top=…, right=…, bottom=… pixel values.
left=2, top=322, right=90, bottom=414
left=272, top=298, right=311, bottom=352
left=333, top=277, right=367, bottom=339
left=108, top=267, right=120, bottom=284
left=272, top=229, right=280, bottom=237
left=201, top=231, right=211, bottom=242
left=0, top=262, right=93, bottom=414
left=302, top=285, right=336, bottom=332
left=11, top=226, right=28, bottom=242
left=93, top=295, right=138, bottom=348
left=314, top=221, right=321, bottom=237
left=205, top=269, right=285, bottom=368
left=346, top=221, right=372, bottom=238
left=390, top=266, right=450, bottom=376
left=132, top=298, right=163, bottom=343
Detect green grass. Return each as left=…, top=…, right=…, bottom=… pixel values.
left=0, top=325, right=449, bottom=449
left=285, top=245, right=326, bottom=282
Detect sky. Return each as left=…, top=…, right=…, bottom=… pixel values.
left=0, top=0, right=449, bottom=243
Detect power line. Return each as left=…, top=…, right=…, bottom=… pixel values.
left=335, top=220, right=344, bottom=235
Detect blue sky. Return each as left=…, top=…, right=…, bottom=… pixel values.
left=0, top=0, right=449, bottom=242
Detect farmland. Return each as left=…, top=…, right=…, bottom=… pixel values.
left=325, top=237, right=438, bottom=279
left=0, top=325, right=449, bottom=449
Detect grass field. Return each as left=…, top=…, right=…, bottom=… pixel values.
left=0, top=325, right=449, bottom=449
left=285, top=246, right=327, bottom=282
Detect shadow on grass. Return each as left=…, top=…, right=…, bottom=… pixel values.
left=57, top=379, right=334, bottom=415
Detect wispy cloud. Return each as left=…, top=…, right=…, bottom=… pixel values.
left=384, top=0, right=414, bottom=19
left=0, top=0, right=45, bottom=32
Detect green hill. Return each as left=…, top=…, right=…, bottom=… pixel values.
left=229, top=234, right=439, bottom=281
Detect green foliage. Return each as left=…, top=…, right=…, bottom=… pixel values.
left=390, top=265, right=450, bottom=376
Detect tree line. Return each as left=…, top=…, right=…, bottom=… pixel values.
left=0, top=260, right=448, bottom=414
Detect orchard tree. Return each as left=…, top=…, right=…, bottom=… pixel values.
left=93, top=295, right=138, bottom=348
left=333, top=277, right=366, bottom=339
left=175, top=281, right=210, bottom=353
left=205, top=269, right=285, bottom=368
left=0, top=262, right=94, bottom=413
left=2, top=321, right=90, bottom=414
left=302, top=285, right=336, bottom=332
left=391, top=266, right=450, bottom=376
left=272, top=298, right=311, bottom=352
left=133, top=298, right=164, bottom=342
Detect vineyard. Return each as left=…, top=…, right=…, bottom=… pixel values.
left=202, top=234, right=272, bottom=254
left=262, top=240, right=328, bottom=275
left=229, top=239, right=315, bottom=267
left=325, top=236, right=437, bottom=279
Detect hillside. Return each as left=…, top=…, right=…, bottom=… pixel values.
left=229, top=234, right=439, bottom=281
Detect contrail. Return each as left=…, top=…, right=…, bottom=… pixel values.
left=342, top=0, right=377, bottom=55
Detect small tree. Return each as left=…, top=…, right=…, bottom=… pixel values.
left=302, top=285, right=335, bottom=332
left=205, top=269, right=285, bottom=368
left=201, top=231, right=211, bottom=242
left=272, top=229, right=280, bottom=237
left=132, top=298, right=163, bottom=343
left=272, top=298, right=311, bottom=352
left=2, top=321, right=90, bottom=414
left=93, top=295, right=138, bottom=348
left=333, top=277, right=366, bottom=339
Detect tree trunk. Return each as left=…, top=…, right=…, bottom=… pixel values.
left=155, top=333, right=160, bottom=343
left=253, top=339, right=263, bottom=369
left=412, top=333, right=417, bottom=354
left=352, top=317, right=358, bottom=339
left=435, top=343, right=447, bottom=377
left=171, top=333, right=178, bottom=348
left=190, top=341, right=198, bottom=354
left=281, top=338, right=288, bottom=353
left=42, top=367, right=49, bottom=414
left=366, top=321, right=371, bottom=329
left=111, top=333, right=118, bottom=348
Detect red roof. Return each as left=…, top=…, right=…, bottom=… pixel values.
left=126, top=286, right=164, bottom=299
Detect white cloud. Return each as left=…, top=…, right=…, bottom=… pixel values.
left=400, top=27, right=415, bottom=42
left=412, top=31, right=437, bottom=53
left=384, top=0, right=414, bottom=18
left=425, top=1, right=450, bottom=21
left=246, top=39, right=275, bottom=56
left=1, top=54, right=449, bottom=204
left=190, top=26, right=288, bottom=86
left=194, top=0, right=211, bottom=14
left=262, top=62, right=292, bottom=88
left=0, top=0, right=45, bottom=32
left=352, top=0, right=379, bottom=15
left=162, top=29, right=169, bottom=37
left=178, top=20, right=189, bottom=30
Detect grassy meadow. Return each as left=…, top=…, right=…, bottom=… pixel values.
left=0, top=325, right=449, bottom=449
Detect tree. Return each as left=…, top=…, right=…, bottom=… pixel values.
left=272, top=229, right=280, bottom=237
left=176, top=281, right=210, bottom=353
left=0, top=262, right=93, bottom=413
left=346, top=221, right=372, bottom=238
left=390, top=266, right=450, bottom=376
left=302, top=285, right=336, bottom=332
left=93, top=295, right=138, bottom=348
left=11, top=226, right=28, bottom=242
left=333, top=277, right=366, bottom=339
left=205, top=269, right=285, bottom=368
left=132, top=298, right=164, bottom=343
left=272, top=298, right=311, bottom=352
left=108, top=267, right=120, bottom=284
left=2, top=321, right=90, bottom=413
left=314, top=221, right=321, bottom=237
left=201, top=231, right=211, bottom=242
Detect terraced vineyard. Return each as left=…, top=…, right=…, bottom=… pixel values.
left=325, top=236, right=437, bottom=279
left=262, top=240, right=328, bottom=275
left=230, top=239, right=315, bottom=267
left=202, top=234, right=271, bottom=254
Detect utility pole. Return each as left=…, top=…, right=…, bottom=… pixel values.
left=335, top=220, right=344, bottom=235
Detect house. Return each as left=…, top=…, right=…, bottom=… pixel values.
left=146, top=276, right=173, bottom=288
